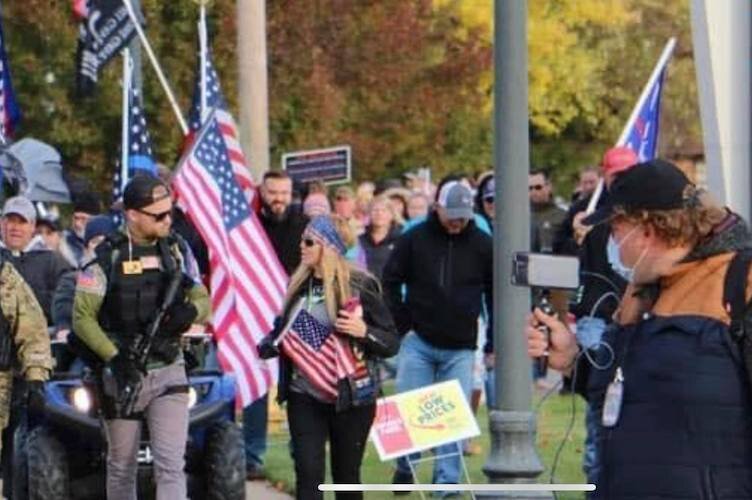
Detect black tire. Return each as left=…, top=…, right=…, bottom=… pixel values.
left=26, top=427, right=69, bottom=500
left=11, top=419, right=29, bottom=500
left=204, top=421, right=246, bottom=500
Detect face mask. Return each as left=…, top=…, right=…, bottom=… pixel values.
left=607, top=227, right=646, bottom=283
left=607, top=235, right=632, bottom=281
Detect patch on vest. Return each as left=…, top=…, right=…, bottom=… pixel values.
left=77, top=268, right=105, bottom=296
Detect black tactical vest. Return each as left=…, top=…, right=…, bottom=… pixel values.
left=97, top=235, right=178, bottom=346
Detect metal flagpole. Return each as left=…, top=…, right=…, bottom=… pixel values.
left=121, top=48, right=132, bottom=193
left=586, top=37, right=677, bottom=214
left=199, top=2, right=209, bottom=124
left=121, top=0, right=189, bottom=135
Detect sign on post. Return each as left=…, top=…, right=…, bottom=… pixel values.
left=370, top=380, right=480, bottom=461
left=282, top=145, right=351, bottom=185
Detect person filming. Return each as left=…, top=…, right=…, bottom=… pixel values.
left=526, top=159, right=752, bottom=499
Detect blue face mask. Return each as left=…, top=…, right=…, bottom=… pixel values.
left=607, top=234, right=633, bottom=281
left=607, top=226, right=642, bottom=282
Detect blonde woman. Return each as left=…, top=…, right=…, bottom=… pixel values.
left=358, top=195, right=401, bottom=281
left=259, top=215, right=399, bottom=500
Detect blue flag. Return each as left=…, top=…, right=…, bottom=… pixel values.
left=111, top=84, right=156, bottom=225
left=621, top=67, right=667, bottom=162
left=0, top=7, right=21, bottom=139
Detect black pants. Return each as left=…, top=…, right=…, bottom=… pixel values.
left=287, top=391, right=375, bottom=500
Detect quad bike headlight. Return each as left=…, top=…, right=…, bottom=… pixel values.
left=188, top=387, right=198, bottom=409
left=71, top=387, right=92, bottom=413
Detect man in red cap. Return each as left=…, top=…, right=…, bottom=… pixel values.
left=558, top=145, right=638, bottom=486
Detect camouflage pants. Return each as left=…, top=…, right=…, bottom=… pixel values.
left=0, top=372, right=12, bottom=452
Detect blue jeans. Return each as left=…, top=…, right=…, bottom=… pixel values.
left=484, top=367, right=496, bottom=409
left=575, top=316, right=607, bottom=486
left=243, top=394, right=268, bottom=470
left=395, top=332, right=475, bottom=485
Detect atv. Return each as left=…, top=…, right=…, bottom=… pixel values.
left=12, top=334, right=246, bottom=500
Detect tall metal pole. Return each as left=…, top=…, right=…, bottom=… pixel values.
left=199, top=3, right=208, bottom=123
left=690, top=0, right=751, bottom=220
left=482, top=1, right=551, bottom=497
left=121, top=49, right=132, bottom=192
left=237, top=0, right=271, bottom=178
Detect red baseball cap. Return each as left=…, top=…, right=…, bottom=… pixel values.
left=601, top=146, right=638, bottom=175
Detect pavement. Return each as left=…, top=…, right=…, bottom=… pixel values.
left=246, top=479, right=293, bottom=499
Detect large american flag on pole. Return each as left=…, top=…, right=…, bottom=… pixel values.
left=187, top=44, right=254, bottom=197
left=173, top=112, right=286, bottom=406
left=280, top=307, right=364, bottom=400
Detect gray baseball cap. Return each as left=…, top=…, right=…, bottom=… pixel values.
left=437, top=181, right=474, bottom=220
left=2, top=196, right=37, bottom=222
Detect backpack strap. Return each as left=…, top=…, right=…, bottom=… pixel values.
left=723, top=249, right=752, bottom=341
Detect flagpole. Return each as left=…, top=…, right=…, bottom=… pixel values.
left=586, top=37, right=677, bottom=214
left=121, top=49, right=132, bottom=192
left=121, top=0, right=189, bottom=135
left=199, top=2, right=209, bottom=124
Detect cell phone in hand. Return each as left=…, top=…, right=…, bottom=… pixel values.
left=343, top=297, right=361, bottom=313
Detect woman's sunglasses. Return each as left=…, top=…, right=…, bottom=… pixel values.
left=303, top=237, right=317, bottom=247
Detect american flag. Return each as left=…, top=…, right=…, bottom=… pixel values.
left=0, top=6, right=20, bottom=140
left=173, top=113, right=287, bottom=406
left=280, top=307, right=362, bottom=400
left=112, top=85, right=157, bottom=223
left=187, top=45, right=254, bottom=197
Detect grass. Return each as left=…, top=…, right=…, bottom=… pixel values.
left=264, top=384, right=587, bottom=499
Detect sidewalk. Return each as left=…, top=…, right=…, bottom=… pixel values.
left=246, top=479, right=293, bottom=499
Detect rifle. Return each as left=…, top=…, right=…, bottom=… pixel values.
left=103, top=255, right=185, bottom=417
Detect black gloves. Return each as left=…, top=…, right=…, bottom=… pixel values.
left=161, top=302, right=199, bottom=338
left=109, top=351, right=141, bottom=390
left=257, top=317, right=283, bottom=359
left=257, top=335, right=280, bottom=359
left=26, top=380, right=46, bottom=416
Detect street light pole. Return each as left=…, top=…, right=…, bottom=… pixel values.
left=237, top=0, right=271, bottom=179
left=482, top=1, right=551, bottom=498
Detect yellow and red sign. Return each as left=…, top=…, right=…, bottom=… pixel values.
left=370, top=380, right=480, bottom=461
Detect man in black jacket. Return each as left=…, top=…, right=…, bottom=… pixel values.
left=382, top=181, right=493, bottom=490
left=259, top=171, right=308, bottom=275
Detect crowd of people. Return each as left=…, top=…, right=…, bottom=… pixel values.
left=0, top=148, right=747, bottom=499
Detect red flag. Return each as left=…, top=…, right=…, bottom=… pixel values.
left=71, top=0, right=88, bottom=20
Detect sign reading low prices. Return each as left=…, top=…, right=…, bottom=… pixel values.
left=282, top=145, right=351, bottom=185
left=370, top=380, right=480, bottom=461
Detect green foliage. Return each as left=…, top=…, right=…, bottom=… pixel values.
left=1, top=0, right=701, bottom=197
left=2, top=0, right=238, bottom=196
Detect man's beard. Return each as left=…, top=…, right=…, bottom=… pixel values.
left=265, top=203, right=288, bottom=221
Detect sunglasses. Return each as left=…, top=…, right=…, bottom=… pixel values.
left=529, top=184, right=545, bottom=191
left=137, top=208, right=172, bottom=222
left=483, top=196, right=494, bottom=203
left=303, top=237, right=318, bottom=247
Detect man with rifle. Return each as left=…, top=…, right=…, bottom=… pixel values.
left=72, top=175, right=210, bottom=500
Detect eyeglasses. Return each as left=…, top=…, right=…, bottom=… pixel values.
left=303, top=238, right=317, bottom=247
left=529, top=184, right=545, bottom=191
left=483, top=196, right=494, bottom=203
left=137, top=208, right=172, bottom=222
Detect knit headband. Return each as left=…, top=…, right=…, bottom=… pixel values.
left=305, top=215, right=347, bottom=255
